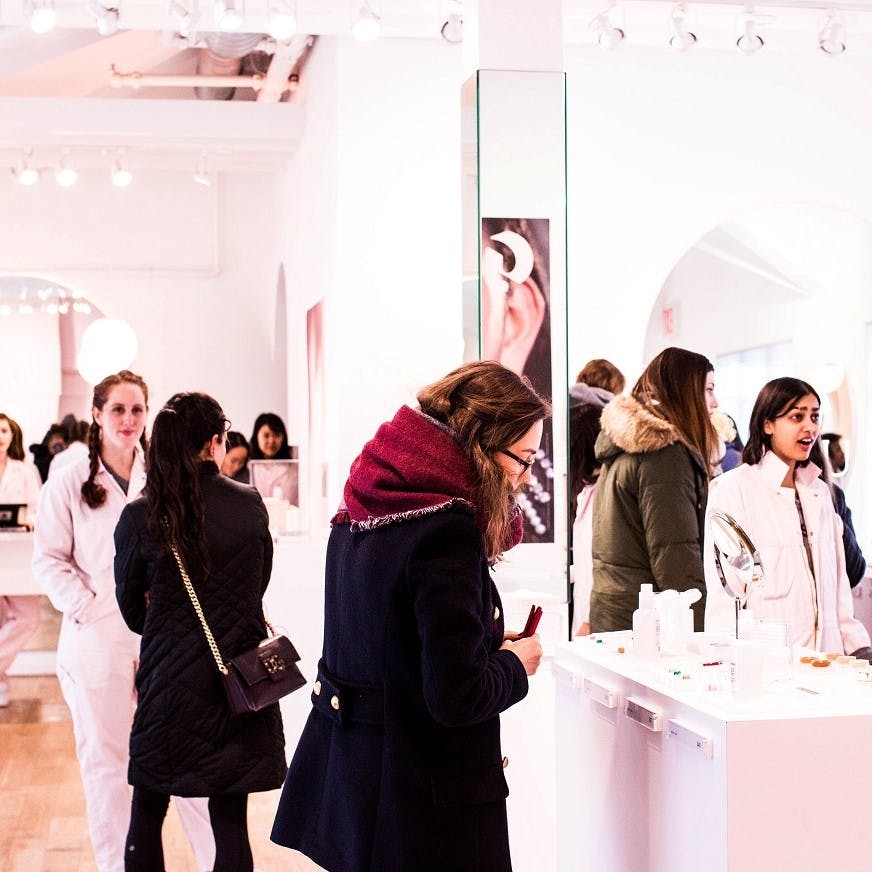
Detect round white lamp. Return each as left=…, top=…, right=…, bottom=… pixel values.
left=76, top=317, right=139, bottom=386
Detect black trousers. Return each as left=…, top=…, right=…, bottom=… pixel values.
left=125, top=787, right=253, bottom=872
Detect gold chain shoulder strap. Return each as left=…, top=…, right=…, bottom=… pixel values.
left=169, top=543, right=229, bottom=676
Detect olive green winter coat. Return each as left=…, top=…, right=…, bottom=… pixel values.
left=590, top=395, right=708, bottom=633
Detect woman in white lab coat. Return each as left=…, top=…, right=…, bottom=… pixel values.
left=0, top=412, right=43, bottom=707
left=32, top=371, right=214, bottom=872
left=704, top=377, right=871, bottom=657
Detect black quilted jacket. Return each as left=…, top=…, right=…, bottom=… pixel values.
left=114, top=462, right=287, bottom=796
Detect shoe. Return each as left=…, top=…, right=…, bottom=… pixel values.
left=0, top=680, right=9, bottom=708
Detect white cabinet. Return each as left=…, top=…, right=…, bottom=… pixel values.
left=554, top=634, right=872, bottom=872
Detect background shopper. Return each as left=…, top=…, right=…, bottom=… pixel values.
left=32, top=371, right=214, bottom=872
left=271, top=361, right=546, bottom=872
left=704, top=377, right=871, bottom=656
left=249, top=412, right=292, bottom=460
left=115, top=392, right=285, bottom=872
left=590, top=346, right=718, bottom=632
left=0, top=412, right=42, bottom=707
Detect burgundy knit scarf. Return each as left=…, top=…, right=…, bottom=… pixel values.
left=333, top=405, right=523, bottom=552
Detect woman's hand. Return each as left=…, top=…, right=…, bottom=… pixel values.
left=500, top=634, right=543, bottom=676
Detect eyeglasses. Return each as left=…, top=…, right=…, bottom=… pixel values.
left=223, top=419, right=232, bottom=432
left=500, top=449, right=534, bottom=473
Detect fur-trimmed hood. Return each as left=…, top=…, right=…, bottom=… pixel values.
left=595, top=394, right=679, bottom=461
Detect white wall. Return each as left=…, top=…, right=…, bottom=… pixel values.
left=280, top=37, right=465, bottom=513
left=564, top=46, right=872, bottom=540
left=1, top=169, right=288, bottom=445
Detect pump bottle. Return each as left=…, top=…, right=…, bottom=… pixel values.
left=632, top=583, right=660, bottom=659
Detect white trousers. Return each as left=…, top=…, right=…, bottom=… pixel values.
left=0, top=595, right=41, bottom=678
left=57, top=613, right=216, bottom=872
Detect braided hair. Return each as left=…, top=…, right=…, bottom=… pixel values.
left=81, top=370, right=149, bottom=509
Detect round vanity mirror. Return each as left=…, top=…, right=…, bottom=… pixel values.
left=709, top=510, right=764, bottom=637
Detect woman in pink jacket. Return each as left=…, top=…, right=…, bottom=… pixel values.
left=32, top=371, right=214, bottom=872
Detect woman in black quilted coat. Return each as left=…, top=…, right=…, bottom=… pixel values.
left=114, top=392, right=286, bottom=872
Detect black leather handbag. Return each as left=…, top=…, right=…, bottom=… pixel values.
left=170, top=544, right=306, bottom=716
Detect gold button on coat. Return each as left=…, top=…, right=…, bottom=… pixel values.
left=331, top=695, right=340, bottom=710
left=502, top=756, right=509, bottom=769
left=493, top=606, right=500, bottom=621
left=313, top=680, right=322, bottom=696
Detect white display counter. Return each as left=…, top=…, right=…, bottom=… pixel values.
left=553, top=632, right=872, bottom=872
left=0, top=531, right=40, bottom=595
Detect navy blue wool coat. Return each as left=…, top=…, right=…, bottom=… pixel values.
left=271, top=507, right=528, bottom=871
left=114, top=463, right=287, bottom=796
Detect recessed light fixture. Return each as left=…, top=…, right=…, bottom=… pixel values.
left=441, top=13, right=462, bottom=44
left=737, top=16, right=765, bottom=54
left=170, top=0, right=196, bottom=38
left=668, top=3, right=696, bottom=51
left=591, top=7, right=624, bottom=51
left=818, top=11, right=846, bottom=55
left=55, top=152, right=78, bottom=188
left=111, top=153, right=133, bottom=187
left=268, top=0, right=297, bottom=41
left=214, top=0, right=244, bottom=32
left=352, top=3, right=381, bottom=42
left=92, top=1, right=121, bottom=36
left=14, top=149, right=40, bottom=186
left=27, top=0, right=57, bottom=34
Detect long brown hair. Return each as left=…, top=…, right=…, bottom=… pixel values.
left=417, top=360, right=550, bottom=561
left=632, top=347, right=717, bottom=474
left=0, top=413, right=25, bottom=461
left=81, top=370, right=149, bottom=509
left=145, top=392, right=227, bottom=572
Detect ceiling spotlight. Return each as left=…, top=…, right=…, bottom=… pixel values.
left=590, top=8, right=624, bottom=51
left=352, top=3, right=381, bottom=42
left=92, top=1, right=120, bottom=36
left=268, top=0, right=297, bottom=41
left=441, top=13, right=462, bottom=44
left=27, top=0, right=57, bottom=34
left=737, top=17, right=764, bottom=54
left=819, top=11, right=846, bottom=55
left=111, top=153, right=133, bottom=188
left=669, top=3, right=696, bottom=51
left=55, top=152, right=78, bottom=188
left=214, top=0, right=244, bottom=32
left=170, top=0, right=196, bottom=38
left=194, top=153, right=212, bottom=187
left=14, top=149, right=40, bottom=186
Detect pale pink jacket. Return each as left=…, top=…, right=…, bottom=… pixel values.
left=704, top=450, right=870, bottom=654
left=32, top=450, right=146, bottom=625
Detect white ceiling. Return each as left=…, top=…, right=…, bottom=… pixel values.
left=5, top=0, right=872, bottom=176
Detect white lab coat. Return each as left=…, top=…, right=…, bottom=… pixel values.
left=32, top=450, right=214, bottom=872
left=704, top=451, right=870, bottom=654
left=0, top=458, right=43, bottom=680
left=0, top=457, right=41, bottom=521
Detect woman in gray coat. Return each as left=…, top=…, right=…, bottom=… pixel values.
left=590, top=347, right=719, bottom=632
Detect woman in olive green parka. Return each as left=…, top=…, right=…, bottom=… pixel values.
left=590, top=347, right=719, bottom=633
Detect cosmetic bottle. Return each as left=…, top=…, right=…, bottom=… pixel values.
left=632, top=583, right=660, bottom=659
